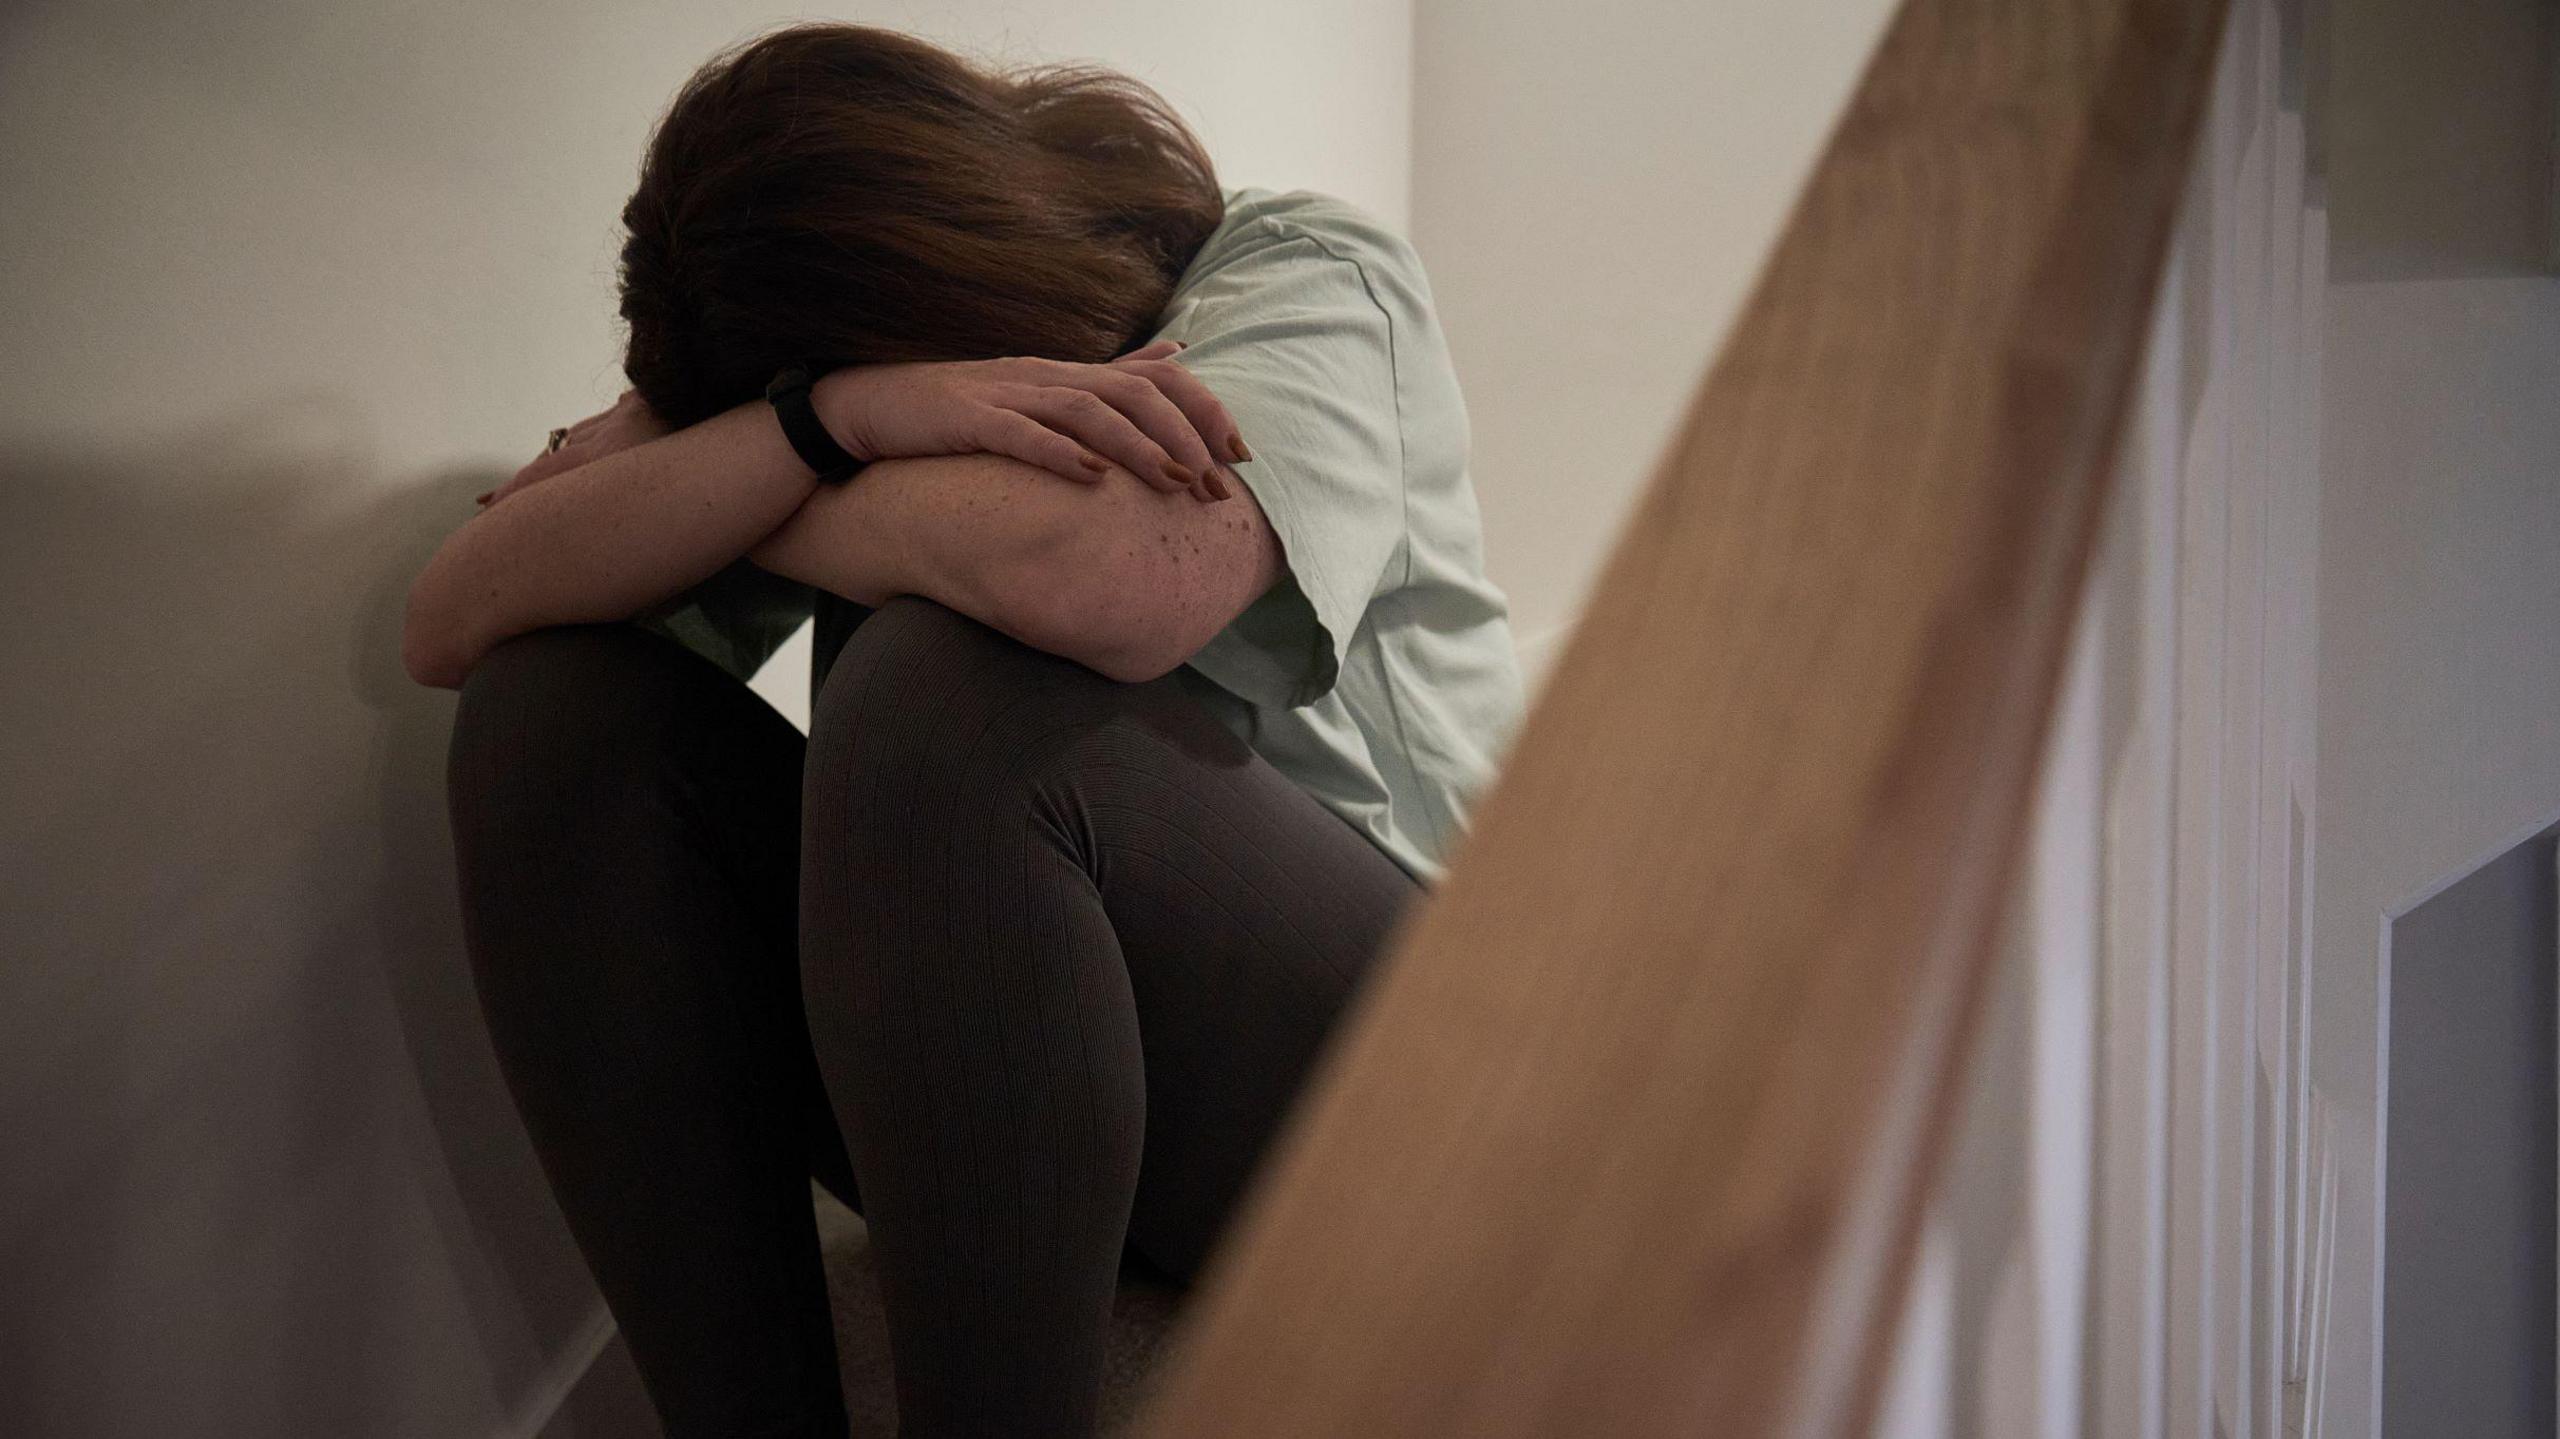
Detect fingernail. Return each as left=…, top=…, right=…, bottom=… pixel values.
left=1207, top=468, right=1235, bottom=501
left=1228, top=434, right=1253, bottom=463
left=474, top=490, right=493, bottom=505
left=1161, top=459, right=1197, bottom=488
left=1080, top=450, right=1110, bottom=473
left=1169, top=340, right=1187, bottom=351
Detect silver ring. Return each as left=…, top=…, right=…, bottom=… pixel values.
left=546, top=427, right=570, bottom=453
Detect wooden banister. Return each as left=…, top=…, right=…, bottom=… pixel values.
left=1127, top=0, right=2232, bottom=1433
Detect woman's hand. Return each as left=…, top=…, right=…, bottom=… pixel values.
left=813, top=338, right=1251, bottom=503
left=479, top=388, right=672, bottom=509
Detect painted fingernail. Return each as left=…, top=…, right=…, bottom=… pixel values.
left=1207, top=468, right=1235, bottom=501
left=1227, top=434, right=1253, bottom=463
left=1162, top=459, right=1198, bottom=488
left=474, top=490, right=493, bottom=505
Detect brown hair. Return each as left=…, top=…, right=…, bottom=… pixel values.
left=618, top=23, right=1226, bottom=427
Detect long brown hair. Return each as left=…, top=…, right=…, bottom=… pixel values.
left=618, top=23, right=1226, bottom=427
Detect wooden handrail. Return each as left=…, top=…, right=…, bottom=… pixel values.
left=1126, top=0, right=2230, bottom=1433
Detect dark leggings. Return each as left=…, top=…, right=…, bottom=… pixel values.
left=444, top=595, right=1420, bottom=1438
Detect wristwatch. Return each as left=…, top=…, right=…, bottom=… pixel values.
left=764, top=364, right=864, bottom=485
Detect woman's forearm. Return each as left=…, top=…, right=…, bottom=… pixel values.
left=743, top=451, right=1282, bottom=683
left=403, top=399, right=817, bottom=688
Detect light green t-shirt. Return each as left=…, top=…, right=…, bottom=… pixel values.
left=640, top=185, right=1525, bottom=885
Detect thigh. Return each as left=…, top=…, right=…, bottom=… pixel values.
left=1071, top=682, right=1426, bottom=1283
left=797, top=595, right=1425, bottom=1283
left=449, top=620, right=858, bottom=1208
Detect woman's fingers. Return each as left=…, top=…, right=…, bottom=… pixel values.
left=1015, top=355, right=1223, bottom=500
left=1004, top=385, right=1203, bottom=497
left=561, top=401, right=619, bottom=445
left=816, top=349, right=1238, bottom=499
left=482, top=396, right=629, bottom=507
left=1082, top=368, right=1228, bottom=498
left=1110, top=355, right=1251, bottom=468
left=487, top=444, right=574, bottom=505
left=977, top=408, right=1113, bottom=486
left=1033, top=353, right=1242, bottom=500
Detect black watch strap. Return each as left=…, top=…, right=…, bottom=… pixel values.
left=764, top=365, right=863, bottom=485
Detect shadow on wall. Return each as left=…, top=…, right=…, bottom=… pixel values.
left=0, top=401, right=609, bottom=1436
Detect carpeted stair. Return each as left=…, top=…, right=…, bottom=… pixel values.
left=814, top=1189, right=1190, bottom=1435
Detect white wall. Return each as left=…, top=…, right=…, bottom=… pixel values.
left=0, top=3, right=1408, bottom=1433
left=2310, top=0, right=2560, bottom=1432
left=1408, top=0, right=1899, bottom=685
left=2314, top=272, right=2560, bottom=1438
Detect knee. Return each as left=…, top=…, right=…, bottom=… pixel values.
left=808, top=597, right=1076, bottom=758
left=804, top=596, right=1101, bottom=823
left=446, top=623, right=705, bottom=841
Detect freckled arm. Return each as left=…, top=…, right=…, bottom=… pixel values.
left=744, top=451, right=1285, bottom=682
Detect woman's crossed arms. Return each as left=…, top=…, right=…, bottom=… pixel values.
left=402, top=341, right=1281, bottom=691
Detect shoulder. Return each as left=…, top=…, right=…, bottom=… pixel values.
left=1212, top=187, right=1422, bottom=271
left=1178, top=187, right=1434, bottom=317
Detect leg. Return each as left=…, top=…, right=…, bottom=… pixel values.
left=447, top=622, right=859, bottom=1438
left=799, top=597, right=1421, bottom=1438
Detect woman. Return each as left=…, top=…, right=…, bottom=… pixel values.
left=406, top=22, right=1522, bottom=1438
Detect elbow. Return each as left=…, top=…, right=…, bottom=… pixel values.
left=1082, top=637, right=1190, bottom=686
left=402, top=619, right=468, bottom=691
left=404, top=639, right=468, bottom=692
left=400, top=580, right=474, bottom=691
left=987, top=561, right=1207, bottom=685
left=948, top=499, right=1242, bottom=684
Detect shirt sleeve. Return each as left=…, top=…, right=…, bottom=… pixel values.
left=630, top=556, right=815, bottom=687
left=1156, top=234, right=1407, bottom=710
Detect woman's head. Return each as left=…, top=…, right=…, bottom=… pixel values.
left=619, top=24, right=1224, bottom=427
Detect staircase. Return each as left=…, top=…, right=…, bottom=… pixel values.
left=1084, top=0, right=2339, bottom=1433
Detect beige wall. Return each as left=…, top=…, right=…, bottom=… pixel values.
left=0, top=3, right=1407, bottom=1433
left=1408, top=0, right=1899, bottom=685
left=2314, top=274, right=2560, bottom=1439
left=2312, top=0, right=2560, bottom=1433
